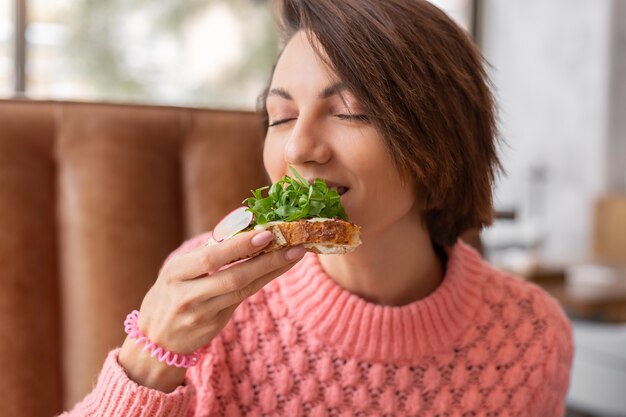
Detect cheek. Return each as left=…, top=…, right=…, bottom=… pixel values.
left=361, top=141, right=417, bottom=211
left=263, top=138, right=285, bottom=182
left=354, top=138, right=399, bottom=187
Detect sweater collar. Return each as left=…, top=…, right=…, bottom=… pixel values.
left=276, top=240, right=487, bottom=363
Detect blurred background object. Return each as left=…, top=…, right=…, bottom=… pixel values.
left=2, top=0, right=281, bottom=109
left=480, top=0, right=626, bottom=268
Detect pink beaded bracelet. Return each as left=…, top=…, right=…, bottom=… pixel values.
left=124, top=310, right=200, bottom=368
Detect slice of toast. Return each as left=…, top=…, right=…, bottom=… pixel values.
left=255, top=218, right=361, bottom=255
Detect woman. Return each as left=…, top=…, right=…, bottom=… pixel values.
left=62, top=0, right=573, bottom=416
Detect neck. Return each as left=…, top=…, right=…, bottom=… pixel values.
left=318, top=215, right=444, bottom=306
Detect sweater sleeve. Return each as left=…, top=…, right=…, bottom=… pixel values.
left=58, top=349, right=196, bottom=417
left=58, top=231, right=217, bottom=417
left=529, top=290, right=575, bottom=417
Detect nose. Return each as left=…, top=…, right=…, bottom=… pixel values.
left=284, top=116, right=332, bottom=166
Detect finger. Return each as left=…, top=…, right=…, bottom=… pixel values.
left=204, top=261, right=298, bottom=312
left=166, top=229, right=276, bottom=281
left=187, top=245, right=305, bottom=300
left=182, top=303, right=240, bottom=349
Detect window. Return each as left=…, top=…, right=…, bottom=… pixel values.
left=0, top=0, right=12, bottom=95
left=27, top=0, right=76, bottom=98
left=3, top=0, right=475, bottom=109
left=429, top=0, right=475, bottom=34
left=4, top=0, right=279, bottom=109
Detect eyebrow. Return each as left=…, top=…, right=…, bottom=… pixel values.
left=267, top=82, right=347, bottom=101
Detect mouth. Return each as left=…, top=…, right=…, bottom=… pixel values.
left=332, top=186, right=349, bottom=196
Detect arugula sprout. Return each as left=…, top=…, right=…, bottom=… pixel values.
left=243, top=166, right=349, bottom=226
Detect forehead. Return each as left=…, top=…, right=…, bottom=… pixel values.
left=270, top=31, right=338, bottom=91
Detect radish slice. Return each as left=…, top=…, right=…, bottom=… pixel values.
left=212, top=207, right=254, bottom=242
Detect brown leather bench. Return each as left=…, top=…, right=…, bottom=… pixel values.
left=0, top=99, right=267, bottom=416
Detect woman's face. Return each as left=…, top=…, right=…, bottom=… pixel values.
left=263, top=31, right=420, bottom=235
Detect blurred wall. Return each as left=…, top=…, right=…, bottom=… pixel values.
left=481, top=0, right=624, bottom=262
left=607, top=0, right=626, bottom=193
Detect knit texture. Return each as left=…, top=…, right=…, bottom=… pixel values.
left=61, top=233, right=574, bottom=417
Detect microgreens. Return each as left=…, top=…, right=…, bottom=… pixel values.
left=243, top=166, right=349, bottom=226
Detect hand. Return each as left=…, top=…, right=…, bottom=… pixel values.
left=118, top=230, right=305, bottom=392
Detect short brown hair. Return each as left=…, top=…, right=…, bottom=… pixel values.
left=261, top=0, right=502, bottom=246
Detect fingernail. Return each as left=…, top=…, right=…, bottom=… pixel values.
left=251, top=231, right=274, bottom=247
left=285, top=245, right=306, bottom=261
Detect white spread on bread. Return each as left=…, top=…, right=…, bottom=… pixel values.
left=253, top=218, right=332, bottom=230
left=303, top=243, right=354, bottom=254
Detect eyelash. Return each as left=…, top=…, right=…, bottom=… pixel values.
left=268, top=114, right=369, bottom=127
left=336, top=114, right=369, bottom=122
left=268, top=117, right=296, bottom=127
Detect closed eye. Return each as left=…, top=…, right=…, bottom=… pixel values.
left=268, top=117, right=297, bottom=127
left=269, top=114, right=368, bottom=127
left=335, top=114, right=369, bottom=122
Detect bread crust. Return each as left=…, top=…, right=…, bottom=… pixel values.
left=258, top=219, right=361, bottom=255
left=204, top=219, right=361, bottom=257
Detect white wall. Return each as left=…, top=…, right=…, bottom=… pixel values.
left=607, top=0, right=626, bottom=193
left=481, top=0, right=614, bottom=262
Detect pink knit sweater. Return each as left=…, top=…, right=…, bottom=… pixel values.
left=61, top=234, right=573, bottom=417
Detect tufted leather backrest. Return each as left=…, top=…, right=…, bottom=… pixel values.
left=0, top=99, right=268, bottom=416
